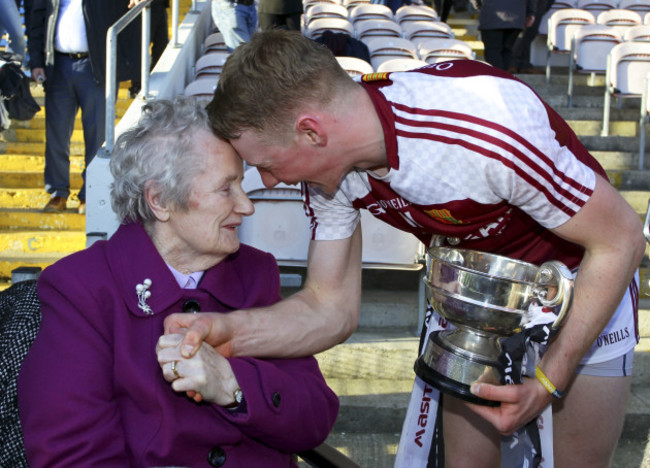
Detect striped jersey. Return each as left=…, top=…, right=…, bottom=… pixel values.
left=304, top=59, right=609, bottom=268
left=302, top=60, right=637, bottom=362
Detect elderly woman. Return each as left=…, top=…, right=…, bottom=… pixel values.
left=18, top=96, right=339, bottom=467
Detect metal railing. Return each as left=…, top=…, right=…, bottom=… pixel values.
left=105, top=0, right=152, bottom=154
left=105, top=0, right=201, bottom=154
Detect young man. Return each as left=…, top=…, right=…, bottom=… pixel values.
left=165, top=30, right=645, bottom=467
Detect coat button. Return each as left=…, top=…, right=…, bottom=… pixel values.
left=272, top=392, right=281, bottom=407
left=207, top=446, right=226, bottom=467
left=182, top=299, right=201, bottom=313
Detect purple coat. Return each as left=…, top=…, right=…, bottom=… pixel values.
left=18, top=222, right=339, bottom=468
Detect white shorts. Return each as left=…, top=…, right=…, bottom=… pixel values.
left=576, top=347, right=634, bottom=377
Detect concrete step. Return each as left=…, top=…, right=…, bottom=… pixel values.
left=0, top=208, right=85, bottom=231
left=592, top=151, right=645, bottom=171
left=29, top=82, right=133, bottom=100
left=555, top=106, right=640, bottom=122
left=10, top=116, right=83, bottom=131
left=0, top=253, right=70, bottom=279
left=515, top=72, right=646, bottom=111
left=0, top=154, right=84, bottom=189
left=0, top=171, right=83, bottom=189
left=1, top=141, right=86, bottom=155
left=13, top=127, right=86, bottom=143
left=607, top=170, right=650, bottom=191
left=620, top=190, right=650, bottom=215
left=305, top=430, right=649, bottom=468
left=567, top=119, right=639, bottom=137
left=0, top=188, right=82, bottom=209
left=0, top=230, right=86, bottom=254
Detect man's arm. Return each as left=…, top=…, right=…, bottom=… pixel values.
left=165, top=224, right=364, bottom=359
left=469, top=174, right=646, bottom=434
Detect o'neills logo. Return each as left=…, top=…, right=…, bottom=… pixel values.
left=366, top=197, right=411, bottom=216
left=424, top=208, right=463, bottom=225
left=596, top=327, right=630, bottom=347
left=414, top=384, right=434, bottom=447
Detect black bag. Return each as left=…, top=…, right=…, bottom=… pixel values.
left=0, top=55, right=41, bottom=122
left=315, top=31, right=371, bottom=64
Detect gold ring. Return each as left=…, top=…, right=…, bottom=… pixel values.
left=171, top=360, right=181, bottom=379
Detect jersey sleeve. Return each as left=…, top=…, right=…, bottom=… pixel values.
left=303, top=181, right=361, bottom=241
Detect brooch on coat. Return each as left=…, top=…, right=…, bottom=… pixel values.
left=136, top=278, right=153, bottom=315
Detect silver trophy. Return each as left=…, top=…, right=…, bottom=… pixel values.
left=414, top=247, right=574, bottom=406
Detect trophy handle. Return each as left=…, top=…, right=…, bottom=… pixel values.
left=535, top=261, right=574, bottom=329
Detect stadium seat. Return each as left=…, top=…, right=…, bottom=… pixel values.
left=403, top=20, right=454, bottom=48
left=375, top=57, right=428, bottom=72
left=336, top=55, right=374, bottom=76
left=355, top=18, right=403, bottom=41
left=596, top=8, right=643, bottom=35
left=601, top=41, right=650, bottom=136
left=546, top=8, right=596, bottom=82
left=418, top=37, right=475, bottom=63
left=366, top=36, right=419, bottom=69
left=623, top=24, right=650, bottom=41
left=349, top=3, right=394, bottom=23
left=305, top=17, right=355, bottom=39
left=567, top=25, right=622, bottom=107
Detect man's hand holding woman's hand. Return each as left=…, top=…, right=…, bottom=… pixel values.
left=164, top=312, right=235, bottom=358
left=156, top=333, right=240, bottom=407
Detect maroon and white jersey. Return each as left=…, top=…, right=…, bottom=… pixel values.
left=303, top=60, right=638, bottom=363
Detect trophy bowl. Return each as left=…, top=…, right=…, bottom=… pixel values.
left=414, top=247, right=574, bottom=406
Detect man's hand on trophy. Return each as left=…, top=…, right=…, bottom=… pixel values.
left=466, top=378, right=553, bottom=435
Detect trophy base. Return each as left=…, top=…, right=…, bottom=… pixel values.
left=414, top=330, right=502, bottom=407
left=414, top=357, right=499, bottom=407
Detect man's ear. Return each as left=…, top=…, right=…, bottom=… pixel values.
left=296, top=114, right=327, bottom=147
left=144, top=180, right=170, bottom=222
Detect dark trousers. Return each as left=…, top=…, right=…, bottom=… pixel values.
left=433, top=0, right=452, bottom=22
left=258, top=12, right=301, bottom=31
left=512, top=0, right=554, bottom=70
left=44, top=54, right=105, bottom=201
left=150, top=1, right=169, bottom=67
left=481, top=28, right=521, bottom=71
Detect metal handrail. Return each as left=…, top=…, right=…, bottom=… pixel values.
left=105, top=0, right=152, bottom=154
left=172, top=0, right=199, bottom=46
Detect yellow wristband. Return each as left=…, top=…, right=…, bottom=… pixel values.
left=535, top=365, right=565, bottom=399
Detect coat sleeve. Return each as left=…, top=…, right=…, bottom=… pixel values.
left=27, top=0, right=47, bottom=69
left=18, top=264, right=130, bottom=468
left=220, top=247, right=339, bottom=452
left=223, top=356, right=340, bottom=453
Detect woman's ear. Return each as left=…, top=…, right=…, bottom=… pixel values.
left=144, top=180, right=171, bottom=222
left=296, top=114, right=327, bottom=147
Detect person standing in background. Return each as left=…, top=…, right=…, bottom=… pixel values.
left=478, top=0, right=536, bottom=70
left=509, top=0, right=553, bottom=74
left=0, top=0, right=26, bottom=62
left=211, top=0, right=257, bottom=52
left=128, top=0, right=170, bottom=97
left=28, top=0, right=139, bottom=214
left=258, top=0, right=301, bottom=31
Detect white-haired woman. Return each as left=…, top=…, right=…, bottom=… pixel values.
left=18, top=96, right=339, bottom=468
